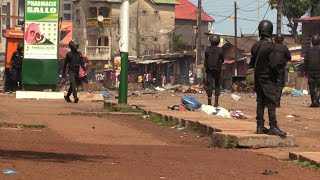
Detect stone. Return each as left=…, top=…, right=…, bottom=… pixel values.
left=212, top=132, right=296, bottom=148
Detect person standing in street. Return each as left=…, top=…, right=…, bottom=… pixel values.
left=250, top=20, right=286, bottom=136
left=274, top=33, right=292, bottom=107
left=10, top=43, right=24, bottom=92
left=62, top=40, right=86, bottom=103
left=161, top=72, right=166, bottom=87
left=204, top=34, right=224, bottom=107
left=305, top=35, right=320, bottom=107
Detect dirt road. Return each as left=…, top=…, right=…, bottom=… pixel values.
left=0, top=95, right=319, bottom=179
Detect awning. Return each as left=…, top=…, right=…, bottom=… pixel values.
left=132, top=59, right=171, bottom=64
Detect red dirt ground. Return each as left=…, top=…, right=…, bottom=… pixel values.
left=0, top=95, right=319, bottom=179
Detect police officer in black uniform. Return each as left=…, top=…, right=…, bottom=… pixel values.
left=274, top=33, right=291, bottom=107
left=10, top=43, right=24, bottom=91
left=304, top=35, right=320, bottom=107
left=204, top=34, right=224, bottom=107
left=62, top=40, right=86, bottom=103
left=249, top=20, right=286, bottom=136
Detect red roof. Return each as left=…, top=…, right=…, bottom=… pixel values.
left=293, top=16, right=320, bottom=22
left=175, top=0, right=215, bottom=22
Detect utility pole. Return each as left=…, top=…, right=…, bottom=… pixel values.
left=234, top=1, right=238, bottom=76
left=118, top=0, right=129, bottom=104
left=195, top=0, right=202, bottom=78
left=257, top=0, right=260, bottom=40
left=276, top=0, right=282, bottom=34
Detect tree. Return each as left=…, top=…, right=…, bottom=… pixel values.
left=269, top=0, right=310, bottom=43
left=310, top=0, right=320, bottom=16
left=173, top=33, right=187, bottom=51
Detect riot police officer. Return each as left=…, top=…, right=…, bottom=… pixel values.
left=10, top=43, right=24, bottom=91
left=249, top=20, right=286, bottom=136
left=204, top=34, right=224, bottom=107
left=274, top=33, right=291, bottom=107
left=304, top=35, right=320, bottom=107
left=62, top=40, right=86, bottom=103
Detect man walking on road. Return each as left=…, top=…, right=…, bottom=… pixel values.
left=249, top=20, right=286, bottom=136
left=10, top=43, right=24, bottom=91
left=274, top=33, right=291, bottom=107
left=62, top=40, right=86, bottom=103
left=305, top=35, right=320, bottom=107
left=204, top=34, right=224, bottom=107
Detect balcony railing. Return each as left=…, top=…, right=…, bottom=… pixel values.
left=86, top=18, right=111, bottom=27
left=86, top=46, right=110, bottom=60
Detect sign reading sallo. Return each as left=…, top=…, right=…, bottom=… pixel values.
left=22, top=0, right=60, bottom=87
left=24, top=0, right=59, bottom=60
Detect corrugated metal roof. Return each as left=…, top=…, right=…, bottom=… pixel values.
left=175, top=0, right=215, bottom=22
left=107, top=0, right=178, bottom=4
left=293, top=16, right=320, bottom=22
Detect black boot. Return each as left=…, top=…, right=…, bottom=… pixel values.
left=214, top=96, right=219, bottom=107
left=208, top=97, right=212, bottom=105
left=74, top=97, right=79, bottom=103
left=268, top=103, right=287, bottom=136
left=64, top=96, right=72, bottom=103
left=310, top=91, right=318, bottom=107
left=256, top=124, right=268, bottom=134
left=268, top=126, right=287, bottom=137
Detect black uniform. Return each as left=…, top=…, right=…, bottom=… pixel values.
left=10, top=50, right=23, bottom=91
left=304, top=46, right=320, bottom=106
left=249, top=37, right=280, bottom=132
left=274, top=43, right=291, bottom=106
left=204, top=46, right=224, bottom=106
left=63, top=50, right=85, bottom=101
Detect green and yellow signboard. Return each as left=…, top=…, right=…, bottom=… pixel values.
left=22, top=0, right=60, bottom=88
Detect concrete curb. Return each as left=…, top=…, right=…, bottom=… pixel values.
left=289, top=152, right=320, bottom=167
left=104, top=101, right=296, bottom=148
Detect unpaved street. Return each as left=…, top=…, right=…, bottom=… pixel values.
left=0, top=95, right=319, bottom=179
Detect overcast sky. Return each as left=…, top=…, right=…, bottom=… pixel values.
left=189, top=0, right=298, bottom=36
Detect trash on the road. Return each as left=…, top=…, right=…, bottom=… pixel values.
left=160, top=177, right=165, bottom=179
left=102, top=91, right=112, bottom=99
left=2, top=169, right=18, bottom=174
left=181, top=95, right=202, bottom=110
left=155, top=87, right=166, bottom=91
left=229, top=110, right=246, bottom=119
left=291, top=90, right=306, bottom=96
left=231, top=94, right=241, bottom=101
left=286, top=115, right=294, bottom=118
left=200, top=104, right=217, bottom=115
left=142, top=115, right=149, bottom=119
left=261, top=170, right=278, bottom=175
left=282, top=87, right=296, bottom=94
left=216, top=107, right=231, bottom=118
left=177, top=126, right=186, bottom=131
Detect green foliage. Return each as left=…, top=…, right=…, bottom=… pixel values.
left=148, top=114, right=177, bottom=127
left=223, top=137, right=237, bottom=149
left=269, top=0, right=310, bottom=19
left=290, top=160, right=320, bottom=170
left=173, top=33, right=187, bottom=51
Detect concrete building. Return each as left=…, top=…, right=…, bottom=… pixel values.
left=174, top=0, right=215, bottom=51
left=72, top=0, right=177, bottom=73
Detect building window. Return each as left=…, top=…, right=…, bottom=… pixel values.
left=99, top=7, right=110, bottom=18
left=141, top=38, right=146, bottom=41
left=98, top=37, right=109, bottom=46
left=64, top=4, right=71, bottom=10
left=89, top=7, right=97, bottom=18
left=154, top=11, right=159, bottom=15
left=154, top=37, right=158, bottom=41
left=64, top=13, right=71, bottom=20
left=141, top=10, right=147, bottom=15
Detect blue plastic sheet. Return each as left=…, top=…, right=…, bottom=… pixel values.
left=181, top=95, right=201, bottom=110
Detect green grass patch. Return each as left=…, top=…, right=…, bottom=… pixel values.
left=223, top=137, right=237, bottom=149
left=105, top=104, right=141, bottom=113
left=290, top=160, right=320, bottom=170
left=21, top=124, right=46, bottom=129
left=147, top=114, right=178, bottom=127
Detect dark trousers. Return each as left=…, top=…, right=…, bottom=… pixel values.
left=308, top=76, right=320, bottom=104
left=11, top=68, right=22, bottom=91
left=255, top=77, right=278, bottom=128
left=67, top=72, right=78, bottom=98
left=276, top=72, right=285, bottom=105
left=206, top=69, right=221, bottom=97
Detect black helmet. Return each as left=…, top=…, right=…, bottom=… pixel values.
left=17, top=42, right=24, bottom=52
left=258, top=20, right=273, bottom=38
left=312, top=35, right=320, bottom=46
left=69, top=40, right=79, bottom=51
left=209, top=34, right=220, bottom=46
left=274, top=33, right=284, bottom=44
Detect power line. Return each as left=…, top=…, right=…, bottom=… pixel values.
left=238, top=1, right=268, bottom=12
left=237, top=4, right=270, bottom=47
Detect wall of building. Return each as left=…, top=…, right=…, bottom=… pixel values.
left=174, top=19, right=210, bottom=51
